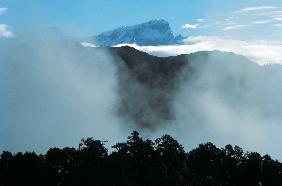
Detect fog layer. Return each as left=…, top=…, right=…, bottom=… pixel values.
left=1, top=31, right=282, bottom=160
left=1, top=30, right=128, bottom=152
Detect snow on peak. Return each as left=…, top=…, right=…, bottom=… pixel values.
left=93, top=19, right=184, bottom=46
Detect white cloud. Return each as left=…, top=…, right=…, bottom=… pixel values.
left=0, top=24, right=14, bottom=38
left=0, top=7, right=7, bottom=15
left=81, top=42, right=96, bottom=48
left=223, top=24, right=247, bottom=31
left=271, top=11, right=282, bottom=15
left=196, top=18, right=205, bottom=23
left=273, top=24, right=282, bottom=27
left=0, top=8, right=13, bottom=38
left=274, top=17, right=282, bottom=21
left=273, top=15, right=282, bottom=21
left=182, top=23, right=199, bottom=29
left=253, top=20, right=273, bottom=24
left=210, top=6, right=282, bottom=33
left=236, top=6, right=277, bottom=14
left=216, top=18, right=236, bottom=27
left=254, top=10, right=282, bottom=16
left=114, top=36, right=282, bottom=65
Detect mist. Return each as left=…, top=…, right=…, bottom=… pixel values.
left=0, top=30, right=129, bottom=152
left=2, top=30, right=282, bottom=161
left=169, top=51, right=282, bottom=160
left=114, top=48, right=282, bottom=160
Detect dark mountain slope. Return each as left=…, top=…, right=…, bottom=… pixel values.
left=103, top=46, right=266, bottom=130
left=109, top=47, right=191, bottom=129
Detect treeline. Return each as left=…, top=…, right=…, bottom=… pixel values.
left=0, top=131, right=281, bottom=186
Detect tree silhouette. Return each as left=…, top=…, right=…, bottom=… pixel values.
left=111, top=131, right=155, bottom=186
left=0, top=131, right=281, bottom=186
left=153, top=134, right=190, bottom=186
left=78, top=138, right=108, bottom=186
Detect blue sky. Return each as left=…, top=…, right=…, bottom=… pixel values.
left=0, top=0, right=282, bottom=39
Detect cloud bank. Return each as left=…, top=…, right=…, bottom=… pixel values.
left=0, top=31, right=129, bottom=153
left=111, top=46, right=282, bottom=160
left=115, top=36, right=282, bottom=65
left=2, top=31, right=282, bottom=161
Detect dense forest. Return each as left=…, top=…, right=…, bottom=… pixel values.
left=1, top=131, right=281, bottom=186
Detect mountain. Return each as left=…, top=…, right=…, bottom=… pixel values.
left=93, top=19, right=184, bottom=46
left=96, top=46, right=280, bottom=130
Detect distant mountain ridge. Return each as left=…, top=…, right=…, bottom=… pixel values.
left=93, top=19, right=184, bottom=46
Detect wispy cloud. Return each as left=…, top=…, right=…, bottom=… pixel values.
left=182, top=23, right=199, bottom=29
left=179, top=6, right=282, bottom=36
left=253, top=20, right=273, bottom=24
left=0, top=24, right=14, bottom=38
left=273, top=15, right=282, bottom=21
left=236, top=6, right=277, bottom=14
left=273, top=24, right=282, bottom=27
left=81, top=42, right=96, bottom=48
left=196, top=18, right=205, bottom=23
left=223, top=24, right=247, bottom=31
left=0, top=7, right=7, bottom=15
left=216, top=18, right=236, bottom=27
left=213, top=6, right=282, bottom=32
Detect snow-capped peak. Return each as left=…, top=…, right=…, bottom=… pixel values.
left=93, top=19, right=184, bottom=46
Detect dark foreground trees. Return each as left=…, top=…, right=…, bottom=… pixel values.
left=0, top=131, right=281, bottom=186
